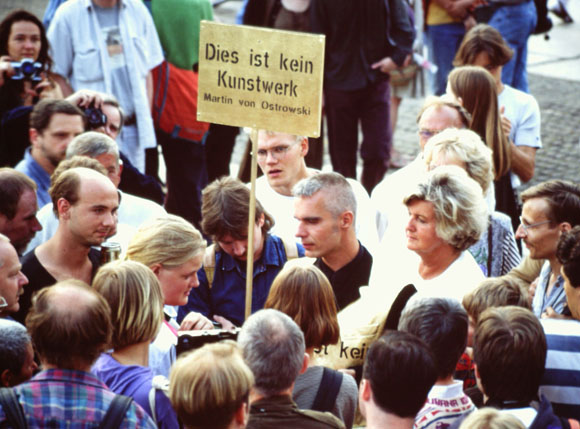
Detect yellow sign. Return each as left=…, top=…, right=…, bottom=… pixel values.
left=197, top=21, right=325, bottom=137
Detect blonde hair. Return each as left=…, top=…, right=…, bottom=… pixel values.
left=459, top=408, right=525, bottom=429
left=126, top=215, right=206, bottom=269
left=169, top=342, right=254, bottom=429
left=448, top=66, right=511, bottom=179
left=93, top=260, right=163, bottom=349
left=404, top=165, right=489, bottom=251
left=424, top=128, right=494, bottom=195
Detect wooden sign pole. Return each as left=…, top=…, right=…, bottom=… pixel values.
left=196, top=21, right=325, bottom=322
left=245, top=128, right=260, bottom=320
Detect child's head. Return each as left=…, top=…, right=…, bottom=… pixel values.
left=462, top=277, right=529, bottom=346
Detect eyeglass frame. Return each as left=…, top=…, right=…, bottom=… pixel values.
left=518, top=216, right=553, bottom=234
left=253, top=142, right=298, bottom=161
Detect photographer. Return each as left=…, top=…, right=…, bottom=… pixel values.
left=0, top=9, right=62, bottom=167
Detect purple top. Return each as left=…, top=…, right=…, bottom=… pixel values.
left=92, top=353, right=179, bottom=429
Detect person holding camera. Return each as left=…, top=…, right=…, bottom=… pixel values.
left=0, top=9, right=63, bottom=167
left=0, top=10, right=62, bottom=115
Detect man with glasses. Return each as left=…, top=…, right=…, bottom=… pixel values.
left=254, top=130, right=378, bottom=255
left=371, top=97, right=471, bottom=241
left=509, top=180, right=580, bottom=317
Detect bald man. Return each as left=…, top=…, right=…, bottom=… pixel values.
left=14, top=168, right=119, bottom=323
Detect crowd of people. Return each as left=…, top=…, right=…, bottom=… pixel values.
left=0, top=0, right=578, bottom=428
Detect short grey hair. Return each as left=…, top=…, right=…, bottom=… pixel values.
left=238, top=309, right=305, bottom=397
left=66, top=131, right=120, bottom=166
left=423, top=128, right=493, bottom=195
left=292, top=172, right=357, bottom=221
left=0, top=319, right=31, bottom=376
left=404, top=165, right=488, bottom=251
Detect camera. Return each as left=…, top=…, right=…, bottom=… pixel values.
left=10, top=58, right=43, bottom=82
left=83, top=104, right=107, bottom=129
left=176, top=328, right=240, bottom=356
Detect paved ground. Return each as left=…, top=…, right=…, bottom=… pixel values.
left=3, top=0, right=579, bottom=191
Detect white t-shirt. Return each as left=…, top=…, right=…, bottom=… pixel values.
left=498, top=84, right=541, bottom=188
left=369, top=247, right=484, bottom=304
left=253, top=173, right=379, bottom=255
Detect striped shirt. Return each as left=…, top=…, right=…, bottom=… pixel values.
left=414, top=381, right=476, bottom=429
left=0, top=369, right=156, bottom=428
left=540, top=318, right=580, bottom=420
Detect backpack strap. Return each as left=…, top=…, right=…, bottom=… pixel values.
left=148, top=375, right=170, bottom=426
left=383, top=284, right=417, bottom=332
left=205, top=237, right=297, bottom=290
left=204, top=244, right=217, bottom=289
left=281, top=236, right=299, bottom=260
left=311, top=367, right=343, bottom=413
left=0, top=387, right=27, bottom=429
left=98, top=394, right=133, bottom=429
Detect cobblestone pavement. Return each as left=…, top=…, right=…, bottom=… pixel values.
left=381, top=74, right=580, bottom=191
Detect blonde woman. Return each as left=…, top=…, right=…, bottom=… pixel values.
left=126, top=214, right=208, bottom=377
left=446, top=66, right=520, bottom=233
left=92, top=260, right=179, bottom=428
left=424, top=128, right=521, bottom=276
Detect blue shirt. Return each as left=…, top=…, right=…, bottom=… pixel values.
left=532, top=261, right=566, bottom=317
left=15, top=148, right=51, bottom=207
left=178, top=234, right=304, bottom=327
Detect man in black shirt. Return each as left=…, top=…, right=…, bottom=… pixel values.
left=15, top=167, right=118, bottom=323
left=293, top=172, right=372, bottom=310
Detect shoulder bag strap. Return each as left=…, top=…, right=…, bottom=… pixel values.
left=281, top=236, right=299, bottom=260
left=98, top=394, right=133, bottom=429
left=204, top=244, right=217, bottom=289
left=0, top=387, right=27, bottom=429
left=148, top=375, right=170, bottom=426
left=311, top=367, right=343, bottom=413
left=383, top=284, right=417, bottom=332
